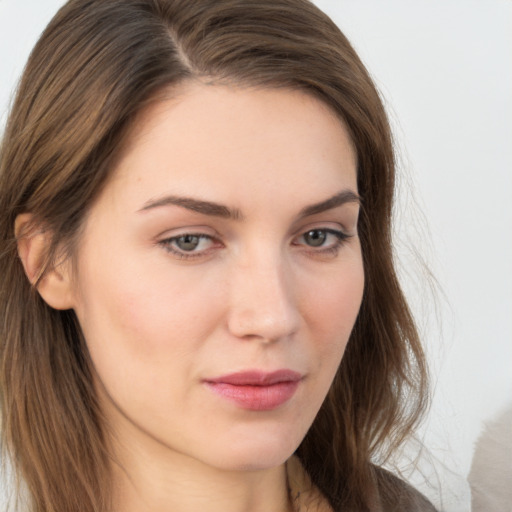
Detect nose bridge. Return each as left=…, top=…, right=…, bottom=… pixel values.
left=227, top=245, right=299, bottom=342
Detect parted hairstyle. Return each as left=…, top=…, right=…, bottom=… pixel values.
left=0, top=1, right=429, bottom=511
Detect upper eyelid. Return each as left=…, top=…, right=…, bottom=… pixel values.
left=154, top=225, right=219, bottom=241
left=159, top=225, right=346, bottom=238
left=159, top=213, right=357, bottom=238
left=292, top=221, right=352, bottom=238
left=158, top=224, right=351, bottom=241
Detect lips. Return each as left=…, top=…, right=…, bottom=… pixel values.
left=204, top=369, right=302, bottom=411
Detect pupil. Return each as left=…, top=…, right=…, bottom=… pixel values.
left=177, top=235, right=199, bottom=251
left=305, top=230, right=326, bottom=247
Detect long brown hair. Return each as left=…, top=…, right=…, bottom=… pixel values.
left=0, top=1, right=429, bottom=510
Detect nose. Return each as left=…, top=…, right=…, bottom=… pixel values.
left=226, top=251, right=300, bottom=343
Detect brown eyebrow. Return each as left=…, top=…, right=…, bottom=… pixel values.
left=139, top=195, right=244, bottom=220
left=138, top=189, right=360, bottom=220
left=298, top=190, right=361, bottom=218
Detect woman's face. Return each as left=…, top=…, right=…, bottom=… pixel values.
left=69, top=84, right=364, bottom=471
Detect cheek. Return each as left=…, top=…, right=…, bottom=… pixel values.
left=306, top=257, right=364, bottom=334
left=301, top=255, right=364, bottom=374
left=72, top=258, right=227, bottom=431
left=76, top=259, right=223, bottom=365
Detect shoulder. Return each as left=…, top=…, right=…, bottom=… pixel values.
left=287, top=456, right=436, bottom=512
left=373, top=465, right=437, bottom=512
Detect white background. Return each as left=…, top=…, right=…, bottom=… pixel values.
left=1, top=1, right=511, bottom=511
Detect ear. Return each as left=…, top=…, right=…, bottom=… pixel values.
left=15, top=213, right=75, bottom=310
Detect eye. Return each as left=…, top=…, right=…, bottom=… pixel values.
left=303, top=229, right=329, bottom=247
left=174, top=234, right=203, bottom=251
left=159, top=233, right=219, bottom=259
left=294, top=228, right=350, bottom=255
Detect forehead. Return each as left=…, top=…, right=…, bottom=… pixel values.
left=100, top=84, right=358, bottom=213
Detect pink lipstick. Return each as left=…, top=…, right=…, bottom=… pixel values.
left=204, top=369, right=302, bottom=411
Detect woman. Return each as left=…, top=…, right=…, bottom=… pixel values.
left=0, top=0, right=435, bottom=511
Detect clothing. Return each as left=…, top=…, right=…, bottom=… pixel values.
left=286, top=456, right=437, bottom=512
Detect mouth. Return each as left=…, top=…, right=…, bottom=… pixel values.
left=203, top=369, right=302, bottom=411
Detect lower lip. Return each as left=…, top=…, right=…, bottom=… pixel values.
left=205, top=381, right=300, bottom=411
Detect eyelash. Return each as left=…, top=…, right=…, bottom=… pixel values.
left=158, top=228, right=351, bottom=260
left=293, top=228, right=351, bottom=257
left=159, top=233, right=219, bottom=260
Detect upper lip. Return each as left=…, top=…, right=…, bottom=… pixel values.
left=205, top=369, right=302, bottom=386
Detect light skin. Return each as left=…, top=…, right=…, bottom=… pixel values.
left=17, top=84, right=364, bottom=512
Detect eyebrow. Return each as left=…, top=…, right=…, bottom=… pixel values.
left=138, top=189, right=360, bottom=220
left=139, top=195, right=244, bottom=220
left=298, top=190, right=361, bottom=217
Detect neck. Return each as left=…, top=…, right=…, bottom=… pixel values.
left=109, top=430, right=293, bottom=512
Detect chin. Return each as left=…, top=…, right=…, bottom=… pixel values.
left=195, top=425, right=305, bottom=472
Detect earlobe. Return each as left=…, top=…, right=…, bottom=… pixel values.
left=15, top=213, right=75, bottom=310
